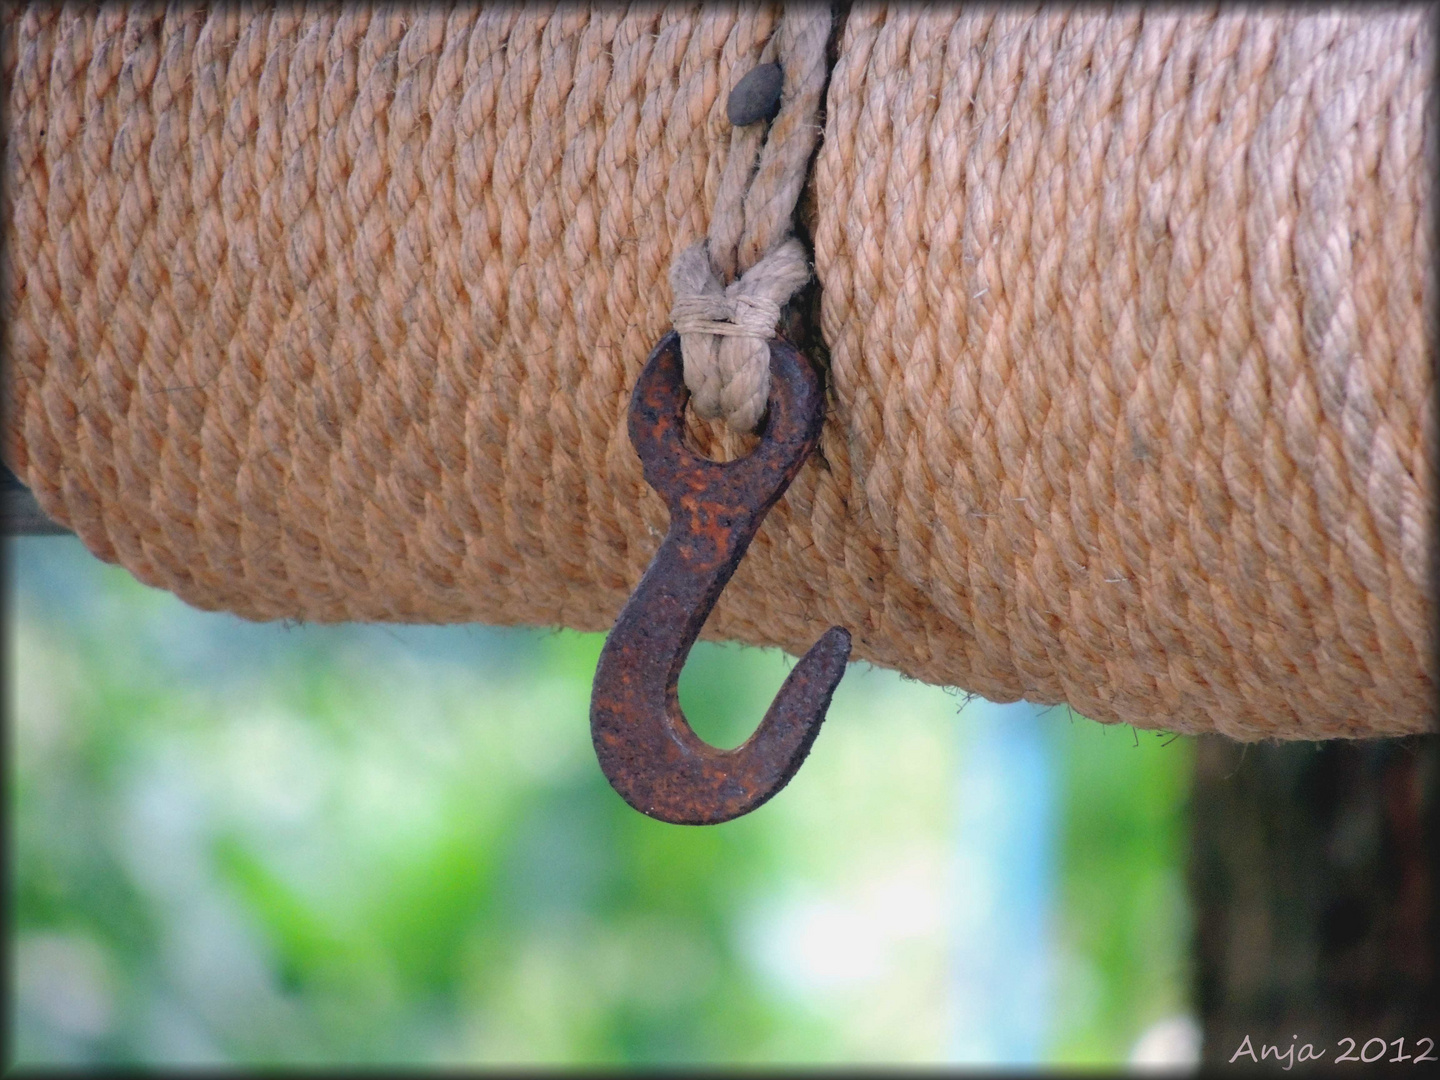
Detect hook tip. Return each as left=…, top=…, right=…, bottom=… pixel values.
left=816, top=625, right=853, bottom=664
left=791, top=625, right=851, bottom=700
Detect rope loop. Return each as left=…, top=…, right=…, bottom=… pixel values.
left=670, top=238, right=810, bottom=431
left=668, top=6, right=832, bottom=433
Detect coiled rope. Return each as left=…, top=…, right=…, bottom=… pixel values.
left=2, top=5, right=1433, bottom=738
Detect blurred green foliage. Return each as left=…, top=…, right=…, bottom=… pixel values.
left=1047, top=711, right=1194, bottom=1065
left=8, top=537, right=1192, bottom=1066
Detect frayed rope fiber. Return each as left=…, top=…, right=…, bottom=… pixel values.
left=3, top=6, right=1434, bottom=738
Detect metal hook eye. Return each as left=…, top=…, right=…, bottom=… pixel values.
left=589, top=332, right=852, bottom=825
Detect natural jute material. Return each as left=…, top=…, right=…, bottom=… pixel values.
left=2, top=6, right=1434, bottom=739
left=669, top=6, right=829, bottom=434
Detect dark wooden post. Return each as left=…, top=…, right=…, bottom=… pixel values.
left=2, top=464, right=70, bottom=535
left=1191, top=736, right=1439, bottom=1065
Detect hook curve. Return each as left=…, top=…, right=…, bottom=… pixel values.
left=590, top=331, right=852, bottom=825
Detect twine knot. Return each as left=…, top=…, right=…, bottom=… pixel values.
left=669, top=238, right=810, bottom=434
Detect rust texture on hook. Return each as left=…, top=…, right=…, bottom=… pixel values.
left=590, top=331, right=852, bottom=825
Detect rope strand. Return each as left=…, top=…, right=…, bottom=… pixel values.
left=668, top=4, right=831, bottom=434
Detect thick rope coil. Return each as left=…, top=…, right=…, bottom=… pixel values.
left=668, top=5, right=830, bottom=433
left=2, top=6, right=1433, bottom=740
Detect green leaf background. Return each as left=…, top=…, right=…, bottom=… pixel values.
left=9, top=536, right=1192, bottom=1066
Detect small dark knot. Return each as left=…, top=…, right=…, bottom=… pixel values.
left=727, top=62, right=784, bottom=127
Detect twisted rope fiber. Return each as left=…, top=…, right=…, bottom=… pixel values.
left=2, top=6, right=1433, bottom=738
left=670, top=6, right=829, bottom=433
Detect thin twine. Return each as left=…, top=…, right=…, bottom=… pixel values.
left=668, top=5, right=831, bottom=434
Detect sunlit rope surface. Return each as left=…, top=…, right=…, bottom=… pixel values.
left=2, top=6, right=1433, bottom=738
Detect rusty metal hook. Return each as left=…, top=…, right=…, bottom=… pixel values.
left=590, top=332, right=852, bottom=825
